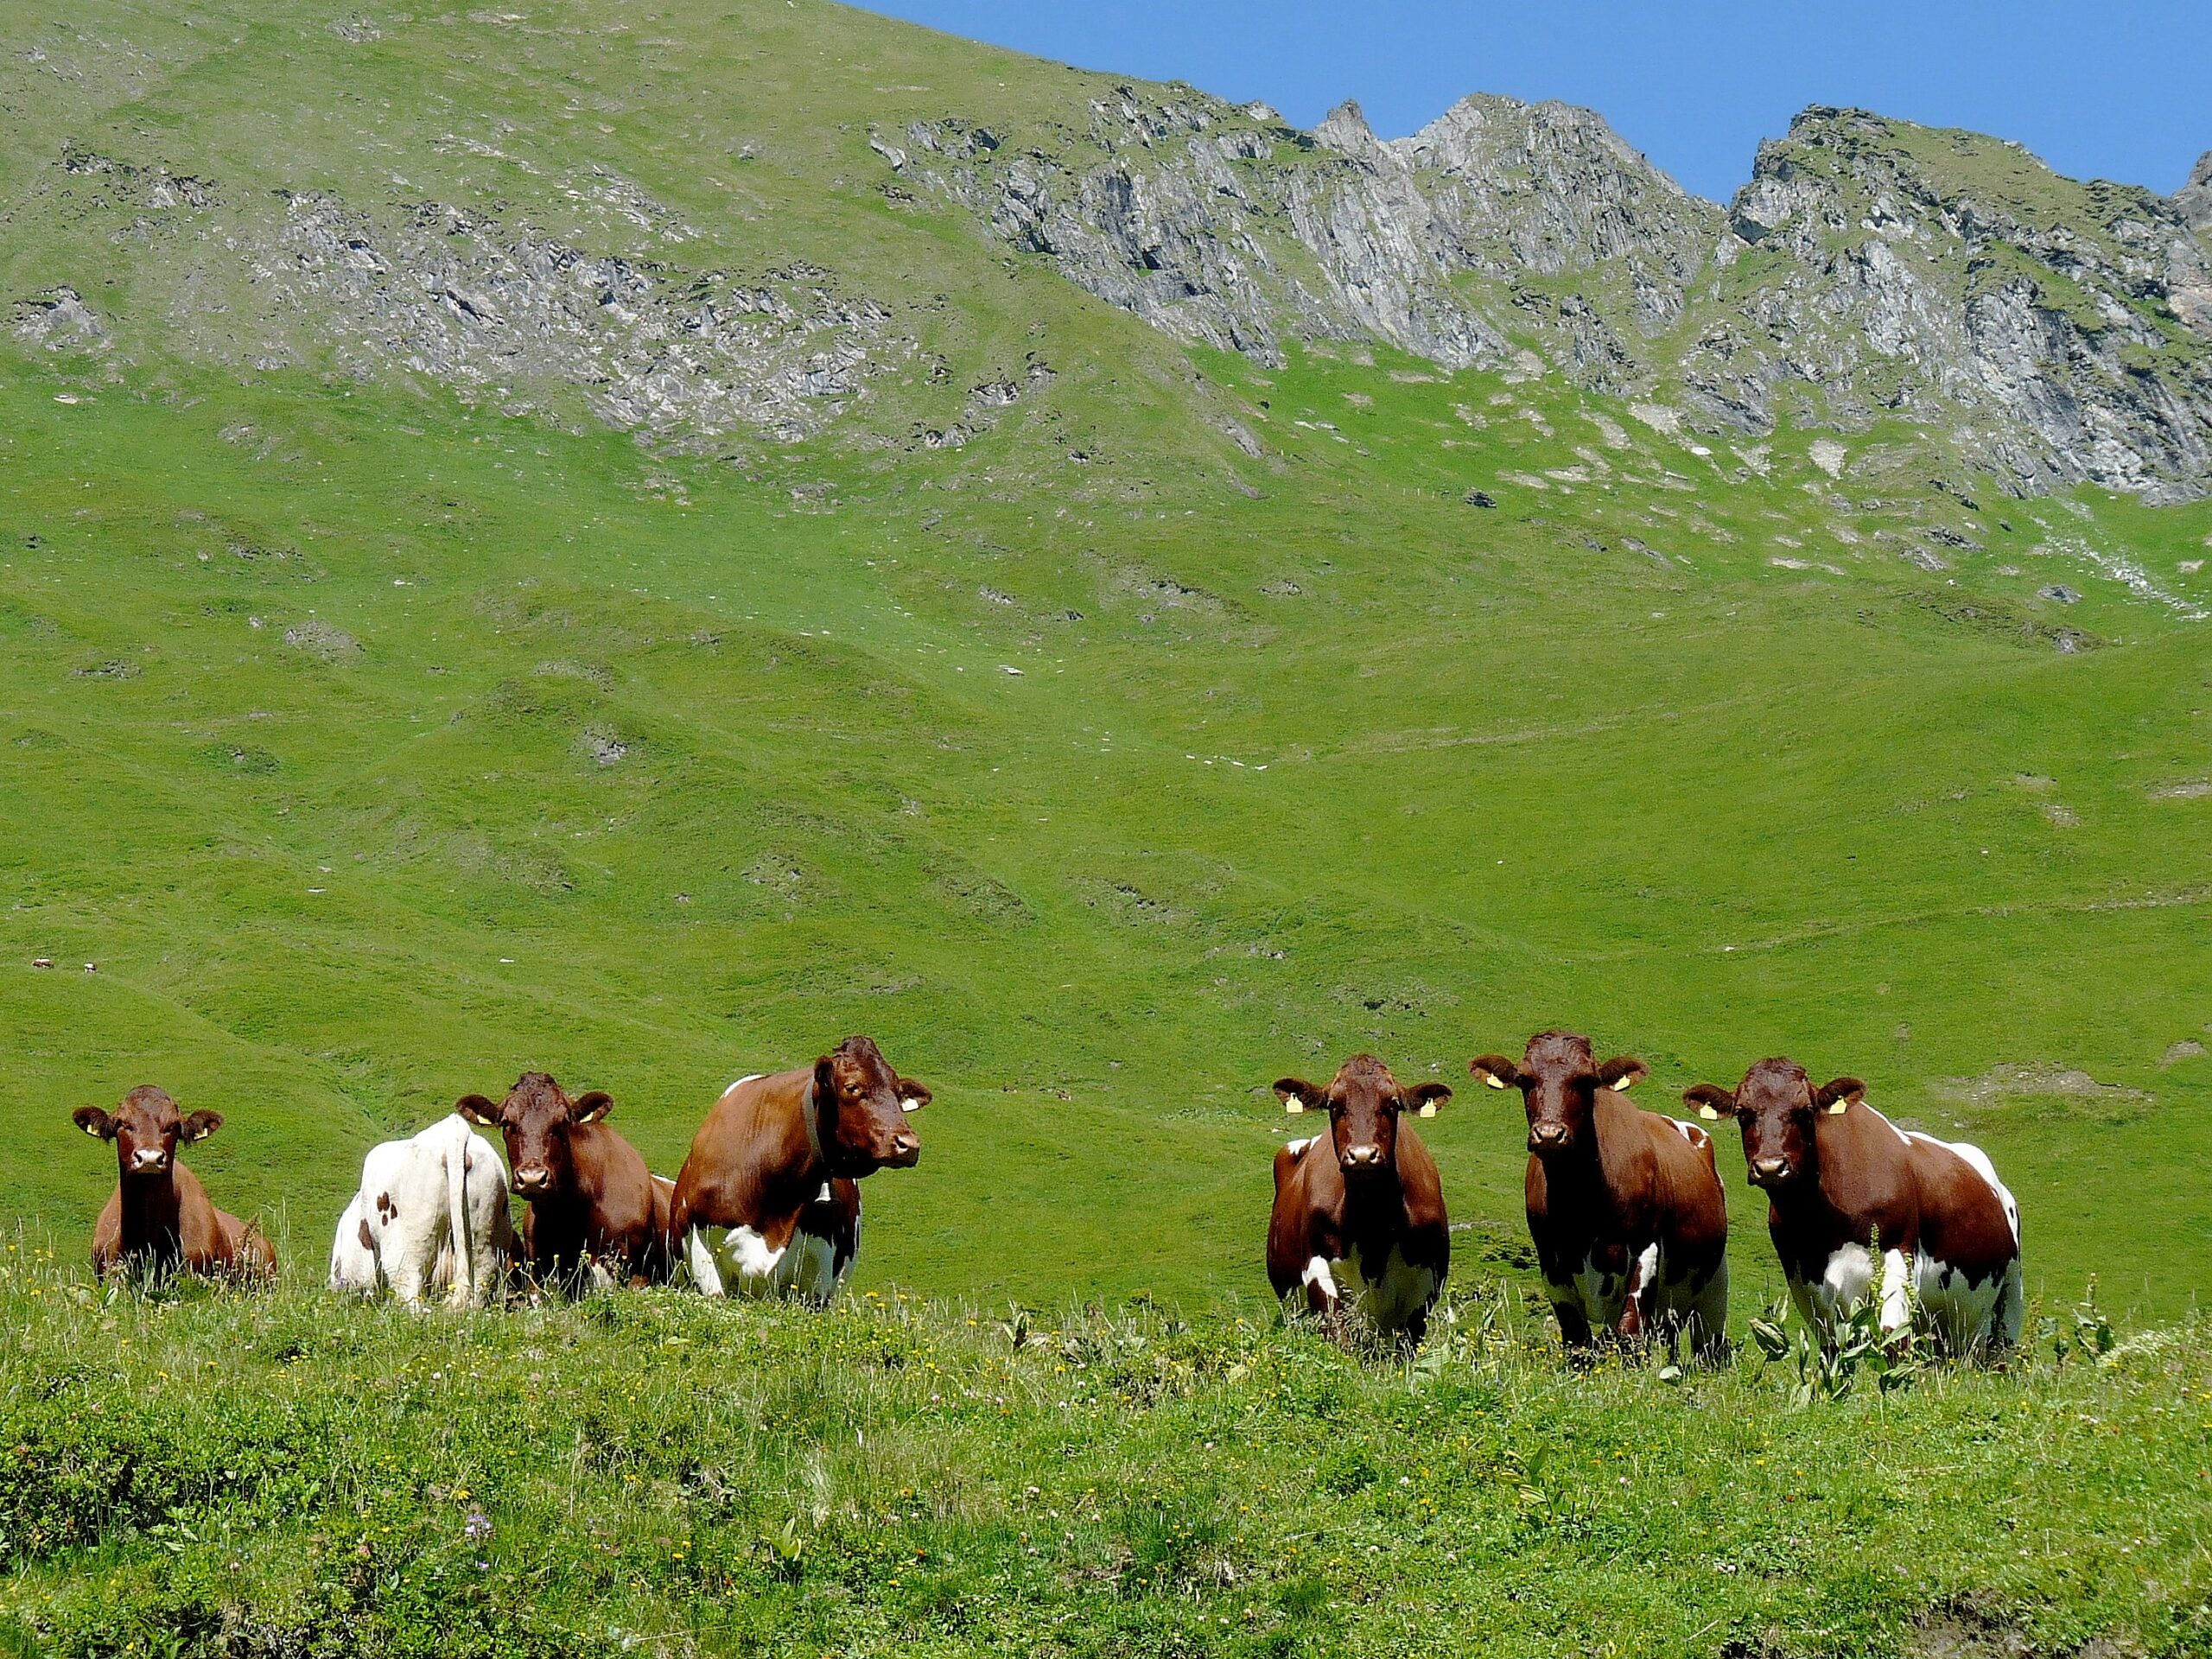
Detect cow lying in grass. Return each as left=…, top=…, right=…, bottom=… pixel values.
left=1683, top=1058, right=2023, bottom=1357
left=1470, top=1031, right=1729, bottom=1360
left=1268, top=1055, right=1452, bottom=1343
left=331, top=1115, right=518, bottom=1307
left=72, top=1086, right=273, bottom=1281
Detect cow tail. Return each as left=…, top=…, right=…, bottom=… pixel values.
left=446, top=1132, right=473, bottom=1306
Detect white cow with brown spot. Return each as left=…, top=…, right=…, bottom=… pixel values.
left=330, top=1115, right=518, bottom=1307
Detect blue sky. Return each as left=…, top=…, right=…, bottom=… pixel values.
left=856, top=2, right=2211, bottom=204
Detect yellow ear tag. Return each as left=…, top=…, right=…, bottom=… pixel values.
left=1284, top=1099, right=1306, bottom=1115
left=1698, top=1104, right=1720, bottom=1121
left=1483, top=1075, right=1509, bottom=1090
left=1827, top=1099, right=1850, bottom=1116
left=1611, top=1079, right=1636, bottom=1093
left=1417, top=1102, right=1437, bottom=1118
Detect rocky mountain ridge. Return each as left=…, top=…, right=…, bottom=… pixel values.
left=893, top=90, right=2212, bottom=500
left=5, top=3, right=2209, bottom=502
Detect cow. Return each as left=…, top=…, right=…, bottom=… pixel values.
left=1469, top=1032, right=1728, bottom=1360
left=455, top=1073, right=675, bottom=1290
left=71, top=1086, right=274, bottom=1280
left=1266, top=1055, right=1453, bottom=1343
left=330, top=1115, right=518, bottom=1306
left=1682, top=1058, right=2023, bottom=1357
left=670, top=1036, right=927, bottom=1303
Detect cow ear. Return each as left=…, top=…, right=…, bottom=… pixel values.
left=73, top=1106, right=118, bottom=1140
left=812, top=1056, right=838, bottom=1102
left=1815, top=1077, right=1865, bottom=1116
left=895, top=1077, right=931, bottom=1113
left=1599, top=1056, right=1649, bottom=1093
left=1681, top=1084, right=1737, bottom=1122
left=454, top=1095, right=499, bottom=1127
left=1274, top=1077, right=1322, bottom=1116
left=571, top=1091, right=614, bottom=1125
left=1467, top=1056, right=1521, bottom=1091
left=1409, top=1082, right=1452, bottom=1119
left=178, top=1110, right=223, bottom=1143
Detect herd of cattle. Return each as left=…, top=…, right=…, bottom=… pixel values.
left=66, top=1027, right=2025, bottom=1359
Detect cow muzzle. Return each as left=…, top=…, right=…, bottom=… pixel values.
left=884, top=1133, right=921, bottom=1169
left=1342, top=1142, right=1384, bottom=1170
left=1527, top=1124, right=1570, bottom=1154
left=1749, top=1156, right=1792, bottom=1187
left=512, top=1165, right=554, bottom=1196
left=129, top=1149, right=170, bottom=1174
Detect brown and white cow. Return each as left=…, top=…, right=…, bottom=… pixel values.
left=670, top=1036, right=928, bottom=1303
left=1267, top=1056, right=1453, bottom=1342
left=455, top=1073, right=674, bottom=1290
left=72, top=1086, right=274, bottom=1280
left=1683, top=1058, right=2022, bottom=1356
left=1469, top=1032, right=1728, bottom=1358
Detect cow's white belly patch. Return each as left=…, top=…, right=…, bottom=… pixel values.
left=1305, top=1246, right=1434, bottom=1332
left=1792, top=1243, right=2019, bottom=1351
left=1791, top=1241, right=1880, bottom=1331
left=688, top=1224, right=845, bottom=1304
left=1561, top=1252, right=1628, bottom=1327
left=1554, top=1243, right=1713, bottom=1329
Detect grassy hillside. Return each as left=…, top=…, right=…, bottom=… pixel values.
left=3, top=1265, right=2209, bottom=1657
left=3, top=0, right=2212, bottom=1328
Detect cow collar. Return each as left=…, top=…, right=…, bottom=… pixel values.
left=802, top=1074, right=861, bottom=1183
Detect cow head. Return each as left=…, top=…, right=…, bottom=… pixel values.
left=73, top=1085, right=222, bottom=1180
left=455, top=1072, right=612, bottom=1201
left=1468, top=1031, right=1649, bottom=1158
left=1274, top=1055, right=1450, bottom=1182
left=1682, top=1058, right=1862, bottom=1190
left=810, top=1036, right=927, bottom=1175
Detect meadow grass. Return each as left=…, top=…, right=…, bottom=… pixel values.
left=2, top=1247, right=2208, bottom=1657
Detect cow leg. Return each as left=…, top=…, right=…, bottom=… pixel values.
left=1992, top=1259, right=2024, bottom=1357
left=1549, top=1294, right=1594, bottom=1351
left=1876, top=1248, right=1913, bottom=1337
left=1300, top=1255, right=1341, bottom=1318
left=685, top=1228, right=727, bottom=1296
left=1616, top=1243, right=1659, bottom=1346
left=1688, top=1257, right=1731, bottom=1365
left=389, top=1230, right=435, bottom=1306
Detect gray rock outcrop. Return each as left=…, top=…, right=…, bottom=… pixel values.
left=900, top=90, right=2212, bottom=499
left=250, top=191, right=912, bottom=444
left=899, top=86, right=1715, bottom=385
left=2176, top=152, right=2212, bottom=234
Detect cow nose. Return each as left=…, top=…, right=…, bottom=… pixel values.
left=1529, top=1124, right=1568, bottom=1152
left=888, top=1133, right=921, bottom=1166
left=130, top=1148, right=167, bottom=1171
left=1751, top=1156, right=1789, bottom=1185
left=1345, top=1143, right=1381, bottom=1166
left=513, top=1165, right=551, bottom=1193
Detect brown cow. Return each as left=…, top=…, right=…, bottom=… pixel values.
left=72, top=1086, right=274, bottom=1280
left=1470, top=1032, right=1728, bottom=1359
left=1267, top=1056, right=1453, bottom=1342
left=1683, top=1058, right=2023, bottom=1356
left=456, top=1073, right=673, bottom=1290
left=670, top=1036, right=928, bottom=1303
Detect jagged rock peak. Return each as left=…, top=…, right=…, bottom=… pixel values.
left=1399, top=93, right=1694, bottom=192
left=2179, top=150, right=2212, bottom=232
left=1313, top=99, right=1386, bottom=159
